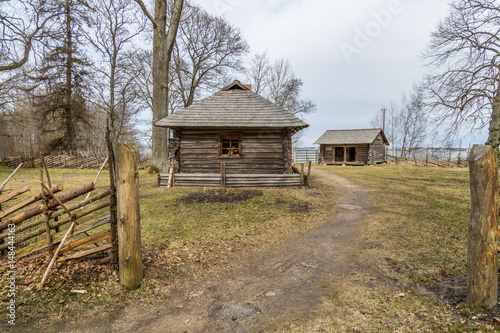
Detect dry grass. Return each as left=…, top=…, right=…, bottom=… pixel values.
left=0, top=166, right=337, bottom=329
left=261, top=164, right=499, bottom=333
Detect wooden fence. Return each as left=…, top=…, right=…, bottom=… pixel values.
left=0, top=183, right=114, bottom=263
left=293, top=147, right=319, bottom=164
left=0, top=163, right=116, bottom=286
left=4, top=148, right=151, bottom=170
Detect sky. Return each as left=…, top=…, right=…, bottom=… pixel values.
left=192, top=0, right=489, bottom=148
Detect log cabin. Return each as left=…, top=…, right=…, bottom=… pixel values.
left=314, top=129, right=389, bottom=165
left=155, top=80, right=309, bottom=187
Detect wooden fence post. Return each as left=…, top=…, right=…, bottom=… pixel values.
left=300, top=163, right=304, bottom=188
left=467, top=145, right=498, bottom=308
left=221, top=162, right=226, bottom=188
left=115, top=141, right=142, bottom=290
left=307, top=161, right=312, bottom=186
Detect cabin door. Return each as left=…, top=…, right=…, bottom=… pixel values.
left=335, top=147, right=344, bottom=162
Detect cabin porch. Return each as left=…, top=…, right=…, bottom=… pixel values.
left=158, top=173, right=302, bottom=188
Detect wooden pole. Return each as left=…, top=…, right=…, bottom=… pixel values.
left=115, top=141, right=142, bottom=290
left=221, top=162, right=226, bottom=188
left=0, top=162, right=23, bottom=190
left=467, top=145, right=498, bottom=308
left=39, top=222, right=76, bottom=287
left=42, top=156, right=52, bottom=188
left=167, top=159, right=174, bottom=189
left=171, top=158, right=175, bottom=188
left=300, top=163, right=304, bottom=188
left=306, top=161, right=312, bottom=186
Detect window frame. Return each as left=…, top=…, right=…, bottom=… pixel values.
left=219, top=134, right=242, bottom=157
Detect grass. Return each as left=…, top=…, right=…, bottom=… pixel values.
left=261, top=164, right=499, bottom=332
left=0, top=166, right=337, bottom=329
left=2, top=163, right=499, bottom=332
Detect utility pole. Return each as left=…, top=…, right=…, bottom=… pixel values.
left=381, top=108, right=386, bottom=133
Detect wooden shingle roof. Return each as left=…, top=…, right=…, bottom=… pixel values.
left=155, top=80, right=309, bottom=131
left=314, top=129, right=389, bottom=145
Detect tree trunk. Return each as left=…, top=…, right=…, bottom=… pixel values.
left=65, top=0, right=75, bottom=151
left=150, top=0, right=183, bottom=173
left=467, top=144, right=498, bottom=308
left=486, top=81, right=500, bottom=155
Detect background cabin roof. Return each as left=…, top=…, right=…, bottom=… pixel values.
left=155, top=80, right=309, bottom=131
left=314, top=129, right=389, bottom=145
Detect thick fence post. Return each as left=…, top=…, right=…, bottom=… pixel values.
left=115, top=141, right=142, bottom=290
left=467, top=145, right=498, bottom=308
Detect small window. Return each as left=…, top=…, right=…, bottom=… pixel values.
left=220, top=135, right=241, bottom=157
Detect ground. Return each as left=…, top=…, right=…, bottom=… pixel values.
left=4, top=166, right=500, bottom=332
left=38, top=169, right=370, bottom=332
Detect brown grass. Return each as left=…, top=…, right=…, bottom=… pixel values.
left=0, top=166, right=337, bottom=330
left=261, top=164, right=499, bottom=333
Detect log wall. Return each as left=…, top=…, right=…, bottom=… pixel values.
left=369, top=134, right=387, bottom=164
left=175, top=129, right=290, bottom=174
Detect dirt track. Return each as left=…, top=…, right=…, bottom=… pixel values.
left=51, top=169, right=371, bottom=333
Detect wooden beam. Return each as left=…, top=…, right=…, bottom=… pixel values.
left=0, top=163, right=23, bottom=190
left=11, top=189, right=110, bottom=235
left=0, top=183, right=94, bottom=231
left=59, top=229, right=111, bottom=255
left=0, top=184, right=31, bottom=204
left=0, top=200, right=110, bottom=250
left=17, top=214, right=110, bottom=258
left=0, top=184, right=63, bottom=220
left=57, top=244, right=111, bottom=262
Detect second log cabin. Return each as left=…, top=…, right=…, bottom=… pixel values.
left=314, top=129, right=389, bottom=165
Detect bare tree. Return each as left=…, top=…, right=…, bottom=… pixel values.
left=424, top=0, right=500, bottom=151
left=265, top=58, right=316, bottom=119
left=396, top=85, right=427, bottom=157
left=133, top=0, right=183, bottom=173
left=0, top=0, right=57, bottom=72
left=245, top=52, right=270, bottom=95
left=173, top=4, right=249, bottom=107
left=87, top=0, right=145, bottom=145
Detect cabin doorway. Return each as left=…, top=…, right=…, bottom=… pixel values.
left=335, top=147, right=344, bottom=162
left=347, top=147, right=356, bottom=162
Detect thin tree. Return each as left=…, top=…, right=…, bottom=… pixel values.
left=172, top=4, right=249, bottom=107
left=245, top=52, right=271, bottom=95
left=133, top=0, right=184, bottom=173
left=87, top=0, right=145, bottom=145
left=424, top=0, right=500, bottom=151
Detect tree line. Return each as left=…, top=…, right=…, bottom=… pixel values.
left=0, top=0, right=315, bottom=172
left=372, top=0, right=500, bottom=158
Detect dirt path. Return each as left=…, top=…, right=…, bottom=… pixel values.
left=52, top=169, right=371, bottom=333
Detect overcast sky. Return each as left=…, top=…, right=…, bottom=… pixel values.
left=193, top=0, right=488, bottom=147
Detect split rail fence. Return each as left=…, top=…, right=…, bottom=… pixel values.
left=0, top=162, right=117, bottom=287
left=4, top=148, right=151, bottom=170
